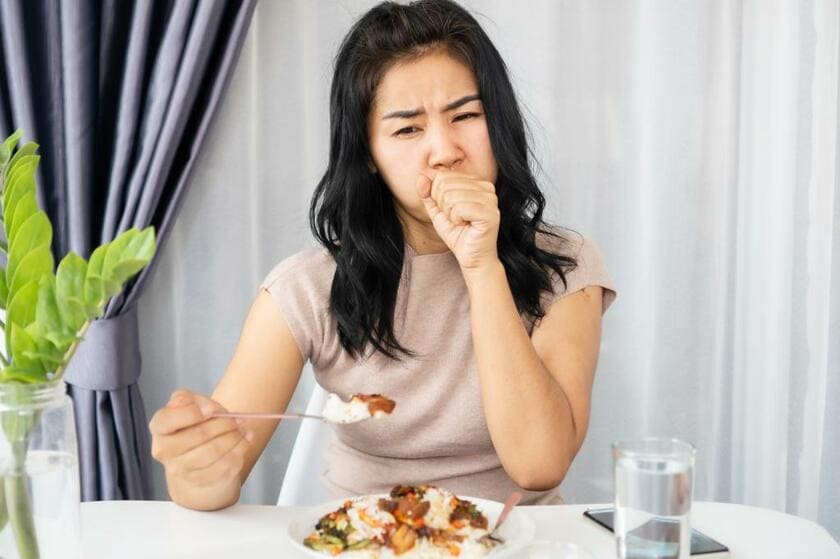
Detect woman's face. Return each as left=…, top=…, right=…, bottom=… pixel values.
left=367, top=50, right=498, bottom=225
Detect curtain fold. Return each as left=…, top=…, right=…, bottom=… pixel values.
left=0, top=0, right=257, bottom=500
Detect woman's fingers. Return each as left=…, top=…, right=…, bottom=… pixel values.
left=426, top=173, right=496, bottom=223
left=149, top=392, right=209, bottom=436
left=151, top=416, right=244, bottom=462
left=430, top=172, right=494, bottom=198
left=418, top=172, right=498, bottom=226
left=168, top=426, right=251, bottom=476
left=149, top=389, right=252, bottom=490
left=177, top=434, right=252, bottom=488
left=449, top=201, right=500, bottom=226
left=439, top=189, right=498, bottom=224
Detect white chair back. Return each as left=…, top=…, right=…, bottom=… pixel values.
left=277, top=383, right=334, bottom=506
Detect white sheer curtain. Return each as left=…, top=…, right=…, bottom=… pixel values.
left=137, top=0, right=840, bottom=539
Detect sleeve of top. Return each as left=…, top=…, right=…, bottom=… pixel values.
left=259, top=250, right=330, bottom=364
left=545, top=234, right=617, bottom=314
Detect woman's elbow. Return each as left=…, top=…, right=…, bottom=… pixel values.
left=509, top=461, right=570, bottom=492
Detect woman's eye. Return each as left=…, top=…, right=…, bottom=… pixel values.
left=454, top=112, right=480, bottom=121
left=394, top=126, right=419, bottom=136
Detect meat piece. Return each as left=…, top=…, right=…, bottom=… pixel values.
left=394, top=496, right=430, bottom=527
left=450, top=500, right=488, bottom=529
left=378, top=498, right=398, bottom=513
left=388, top=524, right=418, bottom=555
left=353, top=394, right=396, bottom=415
left=390, top=485, right=417, bottom=499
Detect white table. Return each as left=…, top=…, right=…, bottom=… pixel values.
left=81, top=500, right=839, bottom=558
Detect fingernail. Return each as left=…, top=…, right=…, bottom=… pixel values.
left=199, top=403, right=214, bottom=417
left=245, top=431, right=254, bottom=442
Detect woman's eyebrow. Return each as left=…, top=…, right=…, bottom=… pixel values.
left=381, top=93, right=481, bottom=120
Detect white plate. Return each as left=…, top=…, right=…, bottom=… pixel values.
left=286, top=494, right=536, bottom=558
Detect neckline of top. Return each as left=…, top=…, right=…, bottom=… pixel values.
left=404, top=242, right=456, bottom=260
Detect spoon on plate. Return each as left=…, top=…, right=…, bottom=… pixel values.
left=489, top=491, right=523, bottom=541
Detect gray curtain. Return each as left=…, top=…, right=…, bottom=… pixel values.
left=0, top=0, right=256, bottom=500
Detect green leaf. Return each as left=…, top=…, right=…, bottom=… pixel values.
left=103, top=278, right=122, bottom=299
left=9, top=323, right=40, bottom=371
left=56, top=253, right=89, bottom=331
left=102, top=228, right=139, bottom=279
left=3, top=172, right=35, bottom=238
left=5, top=143, right=39, bottom=184
left=35, top=275, right=63, bottom=338
left=86, top=244, right=107, bottom=277
left=110, top=228, right=156, bottom=284
left=0, top=129, right=23, bottom=169
left=0, top=365, right=43, bottom=384
left=3, top=154, right=38, bottom=207
left=0, top=270, right=6, bottom=309
left=84, top=245, right=108, bottom=311
left=43, top=330, right=76, bottom=355
left=9, top=323, right=39, bottom=368
left=6, top=281, right=39, bottom=352
left=83, top=276, right=105, bottom=316
left=126, top=227, right=156, bottom=261
left=109, top=260, right=148, bottom=286
left=7, top=211, right=52, bottom=284
left=2, top=130, right=23, bottom=150
left=24, top=322, right=66, bottom=372
left=9, top=194, right=39, bottom=244
left=0, top=145, right=9, bottom=172
left=8, top=245, right=53, bottom=299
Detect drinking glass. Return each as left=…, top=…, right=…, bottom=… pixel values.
left=613, top=438, right=695, bottom=559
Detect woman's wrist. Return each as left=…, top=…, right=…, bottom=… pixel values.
left=461, top=258, right=506, bottom=294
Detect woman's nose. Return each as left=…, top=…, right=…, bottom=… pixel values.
left=427, top=126, right=463, bottom=169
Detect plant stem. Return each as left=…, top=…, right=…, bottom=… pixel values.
left=5, top=440, right=39, bottom=559
left=0, top=389, right=42, bottom=559
left=52, top=320, right=92, bottom=379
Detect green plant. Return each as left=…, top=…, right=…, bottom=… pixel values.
left=0, top=129, right=156, bottom=558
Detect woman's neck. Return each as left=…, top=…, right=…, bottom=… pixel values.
left=396, top=207, right=449, bottom=255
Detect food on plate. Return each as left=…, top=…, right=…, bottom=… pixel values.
left=303, top=485, right=502, bottom=557
left=322, top=393, right=396, bottom=424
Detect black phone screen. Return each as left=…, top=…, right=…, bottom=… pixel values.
left=583, top=508, right=729, bottom=555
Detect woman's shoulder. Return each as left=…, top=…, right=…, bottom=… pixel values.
left=534, top=226, right=616, bottom=310
left=260, top=245, right=336, bottom=298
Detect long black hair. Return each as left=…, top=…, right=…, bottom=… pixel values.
left=310, top=0, right=577, bottom=360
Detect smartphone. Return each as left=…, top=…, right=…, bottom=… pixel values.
left=583, top=508, right=730, bottom=558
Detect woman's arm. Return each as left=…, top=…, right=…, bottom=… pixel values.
left=160, top=289, right=305, bottom=510
left=463, top=263, right=603, bottom=491
left=417, top=170, right=604, bottom=491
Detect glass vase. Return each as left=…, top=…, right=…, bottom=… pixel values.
left=0, top=381, right=80, bottom=559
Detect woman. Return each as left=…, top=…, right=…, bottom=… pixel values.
left=149, top=0, right=616, bottom=511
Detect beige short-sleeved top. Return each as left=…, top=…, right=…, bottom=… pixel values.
left=260, top=230, right=616, bottom=505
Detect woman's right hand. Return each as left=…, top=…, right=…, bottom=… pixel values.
left=149, top=389, right=253, bottom=490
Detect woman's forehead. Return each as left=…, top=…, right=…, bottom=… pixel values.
left=371, top=52, right=479, bottom=116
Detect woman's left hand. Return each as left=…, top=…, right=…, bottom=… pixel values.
left=417, top=171, right=500, bottom=271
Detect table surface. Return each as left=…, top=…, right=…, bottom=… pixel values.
left=81, top=500, right=839, bottom=558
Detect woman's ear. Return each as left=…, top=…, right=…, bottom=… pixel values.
left=368, top=160, right=378, bottom=174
